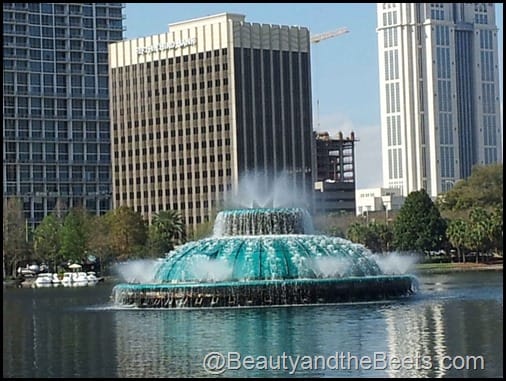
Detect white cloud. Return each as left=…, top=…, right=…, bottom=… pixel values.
left=315, top=112, right=383, bottom=189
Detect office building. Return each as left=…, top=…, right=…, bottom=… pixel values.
left=355, top=187, right=405, bottom=216
left=3, top=3, right=124, bottom=227
left=109, top=13, right=314, bottom=230
left=377, top=3, right=502, bottom=197
left=313, top=131, right=357, bottom=214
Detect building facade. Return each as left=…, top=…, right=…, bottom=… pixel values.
left=313, top=131, right=357, bottom=214
left=355, top=187, right=405, bottom=216
left=3, top=3, right=124, bottom=227
left=377, top=3, right=502, bottom=197
left=109, top=13, right=314, bottom=230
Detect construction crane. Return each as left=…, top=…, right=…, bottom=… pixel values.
left=310, top=26, right=350, bottom=44
left=310, top=27, right=350, bottom=129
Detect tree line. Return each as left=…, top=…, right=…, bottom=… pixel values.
left=319, top=164, right=503, bottom=261
left=3, top=164, right=502, bottom=278
left=3, top=204, right=186, bottom=278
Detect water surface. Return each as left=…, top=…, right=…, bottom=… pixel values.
left=3, top=271, right=503, bottom=378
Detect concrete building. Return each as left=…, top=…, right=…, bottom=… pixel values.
left=377, top=3, right=502, bottom=198
left=313, top=131, right=357, bottom=214
left=109, top=13, right=314, bottom=230
left=3, top=3, right=124, bottom=227
left=355, top=187, right=405, bottom=216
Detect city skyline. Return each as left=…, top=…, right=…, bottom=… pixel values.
left=124, top=3, right=503, bottom=190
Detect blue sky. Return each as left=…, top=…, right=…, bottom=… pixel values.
left=124, top=3, right=503, bottom=189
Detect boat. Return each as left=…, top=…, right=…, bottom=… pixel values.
left=86, top=271, right=99, bottom=285
left=34, top=273, right=54, bottom=288
left=52, top=273, right=62, bottom=285
left=61, top=271, right=91, bottom=287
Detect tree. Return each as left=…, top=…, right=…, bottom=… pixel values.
left=86, top=214, right=114, bottom=272
left=346, top=222, right=370, bottom=246
left=59, top=207, right=92, bottom=264
left=3, top=198, right=30, bottom=277
left=147, top=210, right=186, bottom=256
left=106, top=206, right=148, bottom=261
left=446, top=219, right=467, bottom=262
left=439, top=164, right=503, bottom=212
left=393, top=189, right=447, bottom=254
left=33, top=214, right=62, bottom=269
left=346, top=221, right=393, bottom=253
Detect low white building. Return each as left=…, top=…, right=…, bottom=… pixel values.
left=355, top=187, right=405, bottom=216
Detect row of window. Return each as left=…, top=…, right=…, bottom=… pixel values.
left=114, top=153, right=231, bottom=171
left=113, top=115, right=230, bottom=130
left=116, top=49, right=228, bottom=74
left=116, top=170, right=232, bottom=188
left=4, top=164, right=110, bottom=180
left=114, top=124, right=230, bottom=143
left=3, top=3, right=122, bottom=16
left=117, top=186, right=229, bottom=206
left=112, top=78, right=228, bottom=103
left=113, top=63, right=228, bottom=85
left=114, top=139, right=231, bottom=158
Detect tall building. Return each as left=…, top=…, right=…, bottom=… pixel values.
left=313, top=131, right=357, bottom=214
left=3, top=3, right=125, bottom=227
left=377, top=3, right=502, bottom=197
left=109, top=13, right=314, bottom=231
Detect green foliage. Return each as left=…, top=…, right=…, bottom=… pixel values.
left=106, top=206, right=148, bottom=261
left=393, top=189, right=447, bottom=254
left=191, top=219, right=215, bottom=240
left=33, top=214, right=62, bottom=264
left=86, top=214, right=114, bottom=267
left=146, top=210, right=186, bottom=257
left=439, top=164, right=503, bottom=211
left=346, top=221, right=393, bottom=253
left=59, top=207, right=92, bottom=263
left=3, top=197, right=30, bottom=277
left=446, top=219, right=467, bottom=262
left=313, top=211, right=358, bottom=238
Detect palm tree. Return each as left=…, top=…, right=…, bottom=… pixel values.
left=150, top=210, right=187, bottom=254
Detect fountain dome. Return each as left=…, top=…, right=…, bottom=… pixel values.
left=112, top=208, right=417, bottom=308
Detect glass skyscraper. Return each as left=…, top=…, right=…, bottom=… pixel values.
left=3, top=3, right=125, bottom=227
left=377, top=3, right=502, bottom=197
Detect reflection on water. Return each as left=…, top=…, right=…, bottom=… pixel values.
left=3, top=272, right=503, bottom=378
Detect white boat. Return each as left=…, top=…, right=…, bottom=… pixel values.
left=34, top=273, right=54, bottom=288
left=86, top=271, right=99, bottom=285
left=62, top=271, right=89, bottom=287
left=52, top=273, right=62, bottom=285
left=73, top=272, right=89, bottom=286
left=61, top=272, right=74, bottom=287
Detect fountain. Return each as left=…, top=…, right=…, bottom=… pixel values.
left=111, top=207, right=418, bottom=308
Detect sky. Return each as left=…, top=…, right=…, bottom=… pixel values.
left=124, top=3, right=503, bottom=190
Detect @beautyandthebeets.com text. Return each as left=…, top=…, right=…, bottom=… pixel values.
left=202, top=351, right=486, bottom=375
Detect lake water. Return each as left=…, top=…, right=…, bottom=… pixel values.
left=3, top=271, right=503, bottom=378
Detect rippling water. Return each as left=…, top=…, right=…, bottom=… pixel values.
left=3, top=271, right=503, bottom=378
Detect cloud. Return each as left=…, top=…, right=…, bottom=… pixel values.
left=315, top=112, right=383, bottom=189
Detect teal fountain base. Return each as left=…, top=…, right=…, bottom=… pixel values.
left=111, top=208, right=418, bottom=308
left=112, top=276, right=417, bottom=308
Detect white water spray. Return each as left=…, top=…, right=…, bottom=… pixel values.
left=372, top=252, right=419, bottom=275
left=312, top=256, right=351, bottom=278
left=113, top=259, right=163, bottom=283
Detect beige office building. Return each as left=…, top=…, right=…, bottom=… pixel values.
left=109, top=13, right=314, bottom=230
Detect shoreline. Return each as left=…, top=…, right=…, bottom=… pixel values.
left=414, top=262, right=503, bottom=274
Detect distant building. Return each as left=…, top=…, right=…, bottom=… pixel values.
left=377, top=3, right=502, bottom=198
left=313, top=131, right=357, bottom=214
left=109, top=13, right=314, bottom=231
left=355, top=187, right=405, bottom=216
left=3, top=3, right=124, bottom=227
